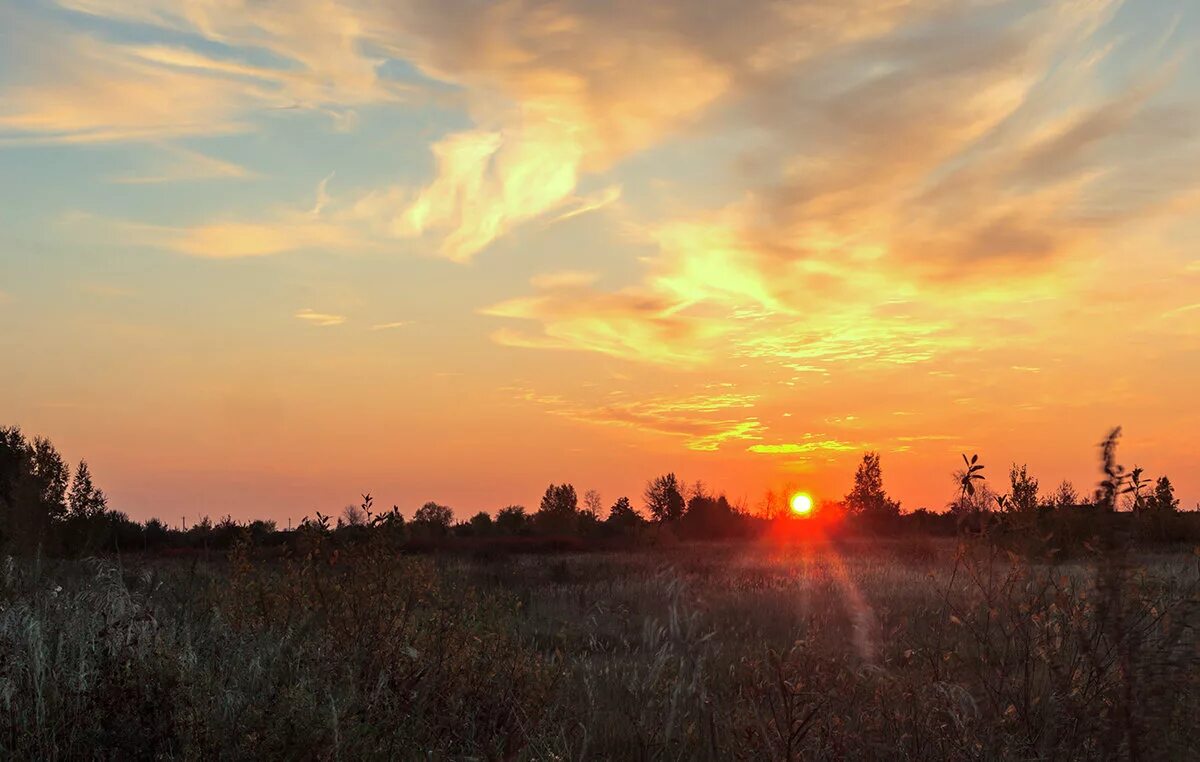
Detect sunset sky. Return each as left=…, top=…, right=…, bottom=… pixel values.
left=2, top=0, right=1198, bottom=522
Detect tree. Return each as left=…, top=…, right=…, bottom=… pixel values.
left=644, top=473, right=685, bottom=522
left=412, top=502, right=453, bottom=535
left=845, top=453, right=900, bottom=520
left=537, top=483, right=579, bottom=533
left=1, top=427, right=69, bottom=552
left=539, top=483, right=578, bottom=515
left=31, top=436, right=69, bottom=522
left=680, top=493, right=742, bottom=539
left=496, top=505, right=529, bottom=535
left=606, top=496, right=643, bottom=530
left=67, top=460, right=108, bottom=519
left=1008, top=463, right=1039, bottom=513
left=582, top=489, right=603, bottom=520
left=341, top=503, right=366, bottom=527
left=469, top=510, right=494, bottom=535
left=1148, top=476, right=1179, bottom=513
left=1051, top=480, right=1080, bottom=509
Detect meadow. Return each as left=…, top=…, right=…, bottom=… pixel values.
left=2, top=533, right=1197, bottom=760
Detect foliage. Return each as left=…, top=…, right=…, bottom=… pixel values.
left=1149, top=476, right=1179, bottom=513
left=536, top=483, right=579, bottom=534
left=496, top=505, right=530, bottom=535
left=644, top=473, right=686, bottom=522
left=1007, top=463, right=1039, bottom=513
left=845, top=452, right=901, bottom=522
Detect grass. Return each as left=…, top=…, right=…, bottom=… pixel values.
left=1, top=535, right=1197, bottom=759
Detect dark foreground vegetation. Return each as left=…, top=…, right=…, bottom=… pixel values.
left=1, top=424, right=1198, bottom=759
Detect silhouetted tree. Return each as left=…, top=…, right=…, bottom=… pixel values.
left=341, top=503, right=366, bottom=527
left=248, top=519, right=276, bottom=544
left=644, top=473, right=685, bottom=522
left=1008, top=463, right=1039, bottom=513
left=1, top=427, right=69, bottom=552
left=679, top=493, right=743, bottom=539
left=606, top=496, right=643, bottom=531
left=468, top=510, right=494, bottom=536
left=67, top=459, right=107, bottom=519
left=496, top=505, right=529, bottom=535
left=582, top=489, right=603, bottom=520
left=144, top=517, right=170, bottom=548
left=537, top=483, right=579, bottom=534
left=1051, top=480, right=1080, bottom=508
left=539, top=483, right=578, bottom=514
left=30, top=436, right=69, bottom=522
left=412, top=502, right=453, bottom=537
left=1148, top=476, right=1179, bottom=513
left=845, top=452, right=900, bottom=521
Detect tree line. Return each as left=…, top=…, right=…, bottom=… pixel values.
left=1, top=424, right=1194, bottom=557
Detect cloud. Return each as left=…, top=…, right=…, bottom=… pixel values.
left=110, top=145, right=253, bottom=184
left=748, top=440, right=859, bottom=455
left=482, top=0, right=1200, bottom=375
left=549, top=185, right=622, bottom=225
left=513, top=387, right=762, bottom=451
left=0, top=0, right=413, bottom=144
left=294, top=308, right=346, bottom=327
left=370, top=321, right=411, bottom=331
left=64, top=176, right=366, bottom=258
left=484, top=277, right=729, bottom=366
left=0, top=32, right=264, bottom=143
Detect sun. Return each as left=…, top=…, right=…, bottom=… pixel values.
left=790, top=493, right=814, bottom=516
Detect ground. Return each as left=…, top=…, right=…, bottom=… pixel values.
left=2, top=537, right=1197, bottom=759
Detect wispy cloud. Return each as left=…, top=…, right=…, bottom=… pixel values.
left=370, top=321, right=410, bottom=331
left=294, top=308, right=346, bottom=327
left=748, top=440, right=859, bottom=455
left=110, top=146, right=253, bottom=184
left=512, top=387, right=762, bottom=452
left=481, top=0, right=1200, bottom=379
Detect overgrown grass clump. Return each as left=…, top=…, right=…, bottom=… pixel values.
left=2, top=536, right=1197, bottom=759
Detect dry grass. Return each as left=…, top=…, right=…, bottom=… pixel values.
left=1, top=535, right=1197, bottom=759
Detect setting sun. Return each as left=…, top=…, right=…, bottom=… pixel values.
left=790, top=493, right=814, bottom=516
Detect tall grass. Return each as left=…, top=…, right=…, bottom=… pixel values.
left=1, top=533, right=1197, bottom=759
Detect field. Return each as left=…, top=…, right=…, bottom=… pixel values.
left=2, top=535, right=1197, bottom=760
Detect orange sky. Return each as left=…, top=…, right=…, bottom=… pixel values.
left=1, top=0, right=1198, bottom=522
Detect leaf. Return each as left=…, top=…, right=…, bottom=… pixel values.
left=971, top=454, right=979, bottom=465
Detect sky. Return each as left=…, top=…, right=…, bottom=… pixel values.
left=1, top=0, right=1198, bottom=523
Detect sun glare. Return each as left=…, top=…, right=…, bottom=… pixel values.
left=790, top=493, right=814, bottom=516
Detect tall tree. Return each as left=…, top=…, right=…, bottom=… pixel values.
left=607, top=496, right=642, bottom=529
left=1051, top=480, right=1080, bottom=508
left=1148, top=476, right=1179, bottom=513
left=582, top=489, right=603, bottom=520
left=644, top=473, right=685, bottom=522
left=30, top=436, right=69, bottom=522
left=496, top=505, right=528, bottom=535
left=468, top=510, right=494, bottom=535
left=539, top=483, right=578, bottom=516
left=412, top=502, right=453, bottom=535
left=67, top=459, right=108, bottom=519
left=845, top=453, right=900, bottom=519
left=1008, top=464, right=1039, bottom=513
left=537, top=483, right=579, bottom=533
